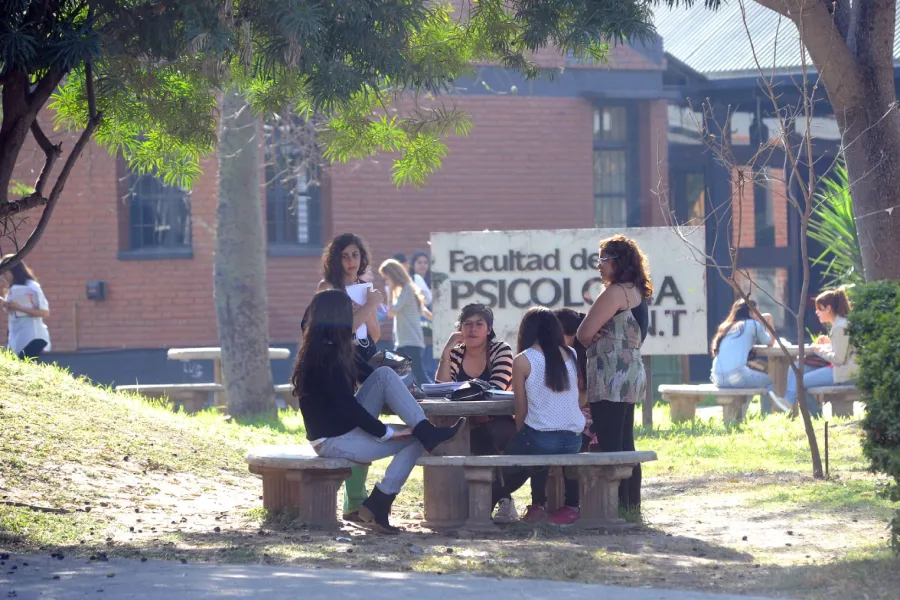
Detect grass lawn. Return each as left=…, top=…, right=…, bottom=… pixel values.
left=1, top=352, right=897, bottom=598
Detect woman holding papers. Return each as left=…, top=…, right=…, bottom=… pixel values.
left=312, top=233, right=382, bottom=523
left=2, top=257, right=51, bottom=360
left=293, top=289, right=464, bottom=534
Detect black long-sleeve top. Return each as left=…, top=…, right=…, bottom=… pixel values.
left=297, top=353, right=387, bottom=441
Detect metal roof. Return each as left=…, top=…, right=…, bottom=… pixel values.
left=653, top=2, right=900, bottom=79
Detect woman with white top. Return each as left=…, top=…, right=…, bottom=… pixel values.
left=489, top=306, right=585, bottom=524
left=2, top=257, right=51, bottom=360
left=379, top=258, right=432, bottom=385
left=776, top=288, right=858, bottom=417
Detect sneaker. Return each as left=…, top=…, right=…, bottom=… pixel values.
left=547, top=506, right=580, bottom=525
left=521, top=505, right=547, bottom=523
left=768, top=390, right=792, bottom=412
left=492, top=497, right=519, bottom=524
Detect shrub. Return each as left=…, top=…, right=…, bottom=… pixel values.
left=850, top=281, right=900, bottom=553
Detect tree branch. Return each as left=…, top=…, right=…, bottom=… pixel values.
left=30, top=120, right=63, bottom=197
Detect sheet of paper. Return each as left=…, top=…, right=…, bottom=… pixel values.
left=345, top=283, right=372, bottom=340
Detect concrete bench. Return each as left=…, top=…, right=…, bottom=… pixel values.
left=417, top=451, right=656, bottom=532
left=808, top=385, right=862, bottom=417
left=245, top=445, right=366, bottom=528
left=658, top=383, right=767, bottom=423
left=115, top=383, right=222, bottom=413
left=275, top=384, right=296, bottom=409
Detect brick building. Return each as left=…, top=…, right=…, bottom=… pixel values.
left=5, top=6, right=854, bottom=386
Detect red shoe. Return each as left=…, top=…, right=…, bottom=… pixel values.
left=548, top=506, right=580, bottom=525
left=521, top=505, right=546, bottom=522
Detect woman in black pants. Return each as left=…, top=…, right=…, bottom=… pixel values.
left=576, top=235, right=651, bottom=512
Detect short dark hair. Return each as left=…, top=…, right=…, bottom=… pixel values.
left=456, top=303, right=496, bottom=342
left=391, top=252, right=408, bottom=264
left=553, top=308, right=586, bottom=337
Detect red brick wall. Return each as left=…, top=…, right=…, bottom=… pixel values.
left=731, top=166, right=789, bottom=249
left=6, top=93, right=667, bottom=353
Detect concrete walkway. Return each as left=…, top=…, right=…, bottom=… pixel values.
left=0, top=552, right=786, bottom=600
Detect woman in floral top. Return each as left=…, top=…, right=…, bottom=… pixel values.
left=576, top=235, right=651, bottom=514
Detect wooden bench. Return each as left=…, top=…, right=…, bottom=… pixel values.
left=245, top=445, right=365, bottom=528
left=417, top=451, right=656, bottom=532
left=808, top=385, right=862, bottom=417
left=658, top=384, right=767, bottom=423
left=115, top=383, right=222, bottom=413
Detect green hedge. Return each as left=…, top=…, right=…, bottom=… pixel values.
left=850, top=281, right=900, bottom=553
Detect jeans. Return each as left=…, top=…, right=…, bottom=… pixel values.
left=315, top=367, right=427, bottom=495
left=785, top=364, right=851, bottom=418
left=397, top=345, right=432, bottom=385
left=712, top=366, right=774, bottom=413
left=491, top=425, right=582, bottom=507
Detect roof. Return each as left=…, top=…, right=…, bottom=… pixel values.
left=653, top=2, right=900, bottom=79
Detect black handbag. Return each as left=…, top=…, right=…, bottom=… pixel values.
left=367, top=350, right=412, bottom=378
left=448, top=379, right=492, bottom=401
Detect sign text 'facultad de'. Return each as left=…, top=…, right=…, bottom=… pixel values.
left=430, top=228, right=708, bottom=356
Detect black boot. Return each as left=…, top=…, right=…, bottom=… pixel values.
left=359, top=486, right=401, bottom=535
left=412, top=418, right=466, bottom=453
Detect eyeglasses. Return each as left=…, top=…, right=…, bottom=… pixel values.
left=598, top=255, right=618, bottom=265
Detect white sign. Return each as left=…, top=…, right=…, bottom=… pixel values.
left=430, top=227, right=707, bottom=356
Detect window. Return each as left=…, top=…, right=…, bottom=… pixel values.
left=265, top=118, right=322, bottom=253
left=118, top=163, right=192, bottom=258
left=736, top=267, right=789, bottom=330
left=593, top=105, right=637, bottom=228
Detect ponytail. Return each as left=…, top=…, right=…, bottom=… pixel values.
left=815, top=287, right=852, bottom=318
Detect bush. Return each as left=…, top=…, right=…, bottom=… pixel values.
left=850, top=281, right=900, bottom=553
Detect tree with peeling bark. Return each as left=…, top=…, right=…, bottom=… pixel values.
left=2, top=0, right=661, bottom=416
left=673, top=0, right=900, bottom=282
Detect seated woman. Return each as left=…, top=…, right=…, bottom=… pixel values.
left=293, top=289, right=464, bottom=534
left=434, top=303, right=517, bottom=522
left=710, top=298, right=779, bottom=410
left=777, top=288, right=858, bottom=417
left=490, top=307, right=585, bottom=523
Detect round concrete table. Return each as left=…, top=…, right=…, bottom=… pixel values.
left=167, top=347, right=291, bottom=406
left=417, top=399, right=515, bottom=529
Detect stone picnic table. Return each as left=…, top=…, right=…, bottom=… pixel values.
left=753, top=344, right=799, bottom=411
left=167, top=347, right=292, bottom=406
left=417, top=398, right=515, bottom=529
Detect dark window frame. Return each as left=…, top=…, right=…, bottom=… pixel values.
left=116, top=157, right=193, bottom=261
left=592, top=103, right=641, bottom=228
left=264, top=121, right=324, bottom=256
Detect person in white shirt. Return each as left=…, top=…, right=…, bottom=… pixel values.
left=1, top=257, right=51, bottom=360
left=488, top=306, right=585, bottom=524
left=776, top=287, right=858, bottom=417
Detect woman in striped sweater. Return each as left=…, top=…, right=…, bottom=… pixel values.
left=434, top=303, right=518, bottom=522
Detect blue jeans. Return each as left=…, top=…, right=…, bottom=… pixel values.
left=785, top=365, right=851, bottom=418
left=491, top=425, right=582, bottom=507
left=712, top=366, right=774, bottom=412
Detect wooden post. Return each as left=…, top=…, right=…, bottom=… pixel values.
left=213, top=358, right=228, bottom=407
left=643, top=356, right=653, bottom=428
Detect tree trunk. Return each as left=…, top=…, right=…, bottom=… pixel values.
left=214, top=88, right=277, bottom=418
left=835, top=92, right=900, bottom=282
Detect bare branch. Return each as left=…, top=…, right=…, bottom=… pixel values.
left=30, top=120, right=63, bottom=197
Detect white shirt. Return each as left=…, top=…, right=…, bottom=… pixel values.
left=412, top=273, right=432, bottom=305
left=523, top=347, right=585, bottom=433
left=6, top=280, right=51, bottom=355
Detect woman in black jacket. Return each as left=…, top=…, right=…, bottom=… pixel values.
left=293, top=289, right=464, bottom=534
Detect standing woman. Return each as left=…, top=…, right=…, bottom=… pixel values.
left=312, top=233, right=383, bottom=522
left=1, top=257, right=51, bottom=360
left=576, top=235, right=651, bottom=513
left=379, top=258, right=432, bottom=384
left=409, top=251, right=437, bottom=377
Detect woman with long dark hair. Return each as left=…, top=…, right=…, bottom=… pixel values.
left=489, top=307, right=584, bottom=523
left=710, top=298, right=777, bottom=409
left=310, top=233, right=382, bottom=522
left=293, top=290, right=464, bottom=533
left=576, top=235, right=651, bottom=513
left=1, top=257, right=51, bottom=360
